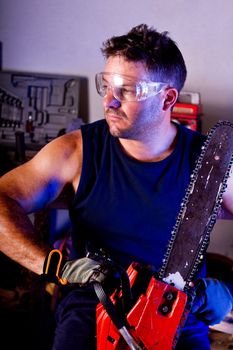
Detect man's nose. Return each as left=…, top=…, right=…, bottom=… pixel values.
left=103, top=87, right=121, bottom=109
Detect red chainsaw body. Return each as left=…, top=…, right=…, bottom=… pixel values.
left=96, top=264, right=188, bottom=350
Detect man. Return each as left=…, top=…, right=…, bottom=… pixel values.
left=0, top=24, right=232, bottom=350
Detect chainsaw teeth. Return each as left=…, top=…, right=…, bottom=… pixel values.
left=159, top=121, right=233, bottom=291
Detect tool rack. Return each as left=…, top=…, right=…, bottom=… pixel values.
left=0, top=70, right=88, bottom=169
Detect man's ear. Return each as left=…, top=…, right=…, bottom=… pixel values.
left=162, top=88, right=178, bottom=111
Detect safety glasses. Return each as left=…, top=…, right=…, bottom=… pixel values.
left=95, top=72, right=167, bottom=102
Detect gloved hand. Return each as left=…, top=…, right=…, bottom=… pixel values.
left=191, top=278, right=233, bottom=325
left=42, top=249, right=119, bottom=286
left=61, top=257, right=110, bottom=285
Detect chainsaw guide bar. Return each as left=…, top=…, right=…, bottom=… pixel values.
left=159, top=120, right=233, bottom=291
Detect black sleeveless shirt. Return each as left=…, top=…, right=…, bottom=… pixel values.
left=69, top=119, right=205, bottom=270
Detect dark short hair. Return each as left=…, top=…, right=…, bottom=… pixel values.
left=101, top=24, right=187, bottom=92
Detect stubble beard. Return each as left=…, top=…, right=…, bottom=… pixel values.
left=105, top=100, right=164, bottom=140
left=105, top=109, right=129, bottom=138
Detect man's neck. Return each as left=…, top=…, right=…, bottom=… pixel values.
left=118, top=122, right=178, bottom=162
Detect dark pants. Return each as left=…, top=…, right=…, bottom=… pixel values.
left=52, top=285, right=98, bottom=350
left=52, top=285, right=211, bottom=350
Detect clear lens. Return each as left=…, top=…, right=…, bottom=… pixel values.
left=95, top=73, right=107, bottom=97
left=95, top=72, right=167, bottom=102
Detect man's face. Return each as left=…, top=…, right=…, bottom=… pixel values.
left=102, top=56, right=165, bottom=140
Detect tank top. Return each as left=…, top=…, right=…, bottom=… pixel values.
left=69, top=119, right=205, bottom=270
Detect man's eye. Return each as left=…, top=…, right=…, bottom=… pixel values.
left=121, top=87, right=135, bottom=96
left=101, top=84, right=108, bottom=93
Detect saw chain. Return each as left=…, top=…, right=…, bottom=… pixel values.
left=159, top=120, right=233, bottom=292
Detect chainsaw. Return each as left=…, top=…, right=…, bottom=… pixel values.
left=95, top=121, right=233, bottom=350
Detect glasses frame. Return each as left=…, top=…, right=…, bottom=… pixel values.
left=95, top=72, right=168, bottom=102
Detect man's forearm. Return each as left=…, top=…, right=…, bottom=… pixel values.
left=0, top=194, right=49, bottom=275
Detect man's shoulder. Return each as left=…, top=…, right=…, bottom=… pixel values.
left=80, top=119, right=110, bottom=151
left=81, top=119, right=108, bottom=134
left=176, top=122, right=206, bottom=147
left=174, top=123, right=206, bottom=166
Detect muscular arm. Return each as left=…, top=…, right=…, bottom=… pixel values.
left=0, top=130, right=82, bottom=275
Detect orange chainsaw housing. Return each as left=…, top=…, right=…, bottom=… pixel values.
left=96, top=264, right=188, bottom=350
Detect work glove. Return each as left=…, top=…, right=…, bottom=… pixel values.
left=42, top=249, right=120, bottom=286
left=191, top=278, right=233, bottom=325
left=61, top=257, right=111, bottom=285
